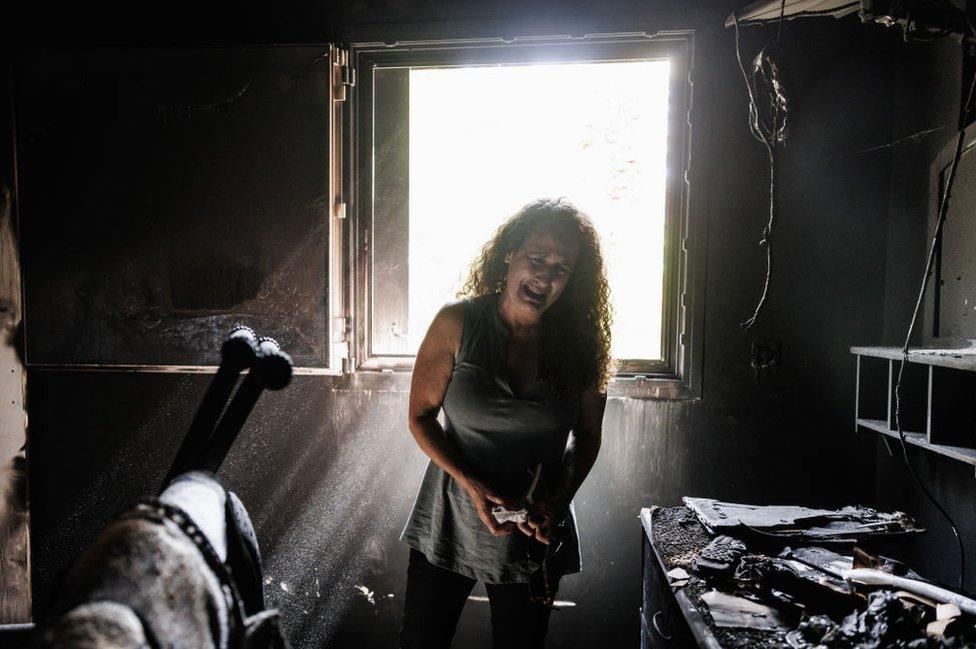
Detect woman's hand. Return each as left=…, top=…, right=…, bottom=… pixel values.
left=518, top=494, right=569, bottom=545
left=520, top=388, right=605, bottom=545
left=461, top=476, right=518, bottom=537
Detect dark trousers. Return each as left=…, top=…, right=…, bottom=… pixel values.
left=399, top=549, right=558, bottom=649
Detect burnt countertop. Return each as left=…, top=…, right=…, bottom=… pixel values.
left=642, top=506, right=792, bottom=649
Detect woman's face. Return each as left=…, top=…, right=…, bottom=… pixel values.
left=503, top=223, right=582, bottom=321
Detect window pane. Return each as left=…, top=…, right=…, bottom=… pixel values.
left=407, top=61, right=671, bottom=359
left=371, top=68, right=411, bottom=356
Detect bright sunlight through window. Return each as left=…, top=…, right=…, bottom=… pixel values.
left=407, top=61, right=671, bottom=360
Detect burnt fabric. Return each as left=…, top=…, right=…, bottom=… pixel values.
left=401, top=292, right=581, bottom=583
left=399, top=549, right=558, bottom=649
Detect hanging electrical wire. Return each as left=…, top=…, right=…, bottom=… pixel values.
left=892, top=24, right=976, bottom=591
left=734, top=0, right=791, bottom=331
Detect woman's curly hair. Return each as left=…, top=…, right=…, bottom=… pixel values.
left=459, top=198, right=613, bottom=394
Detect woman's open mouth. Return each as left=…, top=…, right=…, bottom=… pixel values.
left=520, top=283, right=547, bottom=307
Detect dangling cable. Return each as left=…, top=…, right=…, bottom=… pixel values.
left=734, top=2, right=790, bottom=330
left=776, top=0, right=787, bottom=42
left=893, top=27, right=976, bottom=591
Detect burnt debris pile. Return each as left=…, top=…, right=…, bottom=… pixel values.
left=654, top=499, right=976, bottom=648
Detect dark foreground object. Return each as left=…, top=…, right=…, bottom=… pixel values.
left=0, top=328, right=293, bottom=648
left=34, top=471, right=286, bottom=648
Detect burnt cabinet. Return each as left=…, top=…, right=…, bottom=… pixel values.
left=640, top=508, right=712, bottom=649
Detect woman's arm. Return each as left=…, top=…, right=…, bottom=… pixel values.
left=408, top=304, right=516, bottom=537
left=520, top=387, right=607, bottom=544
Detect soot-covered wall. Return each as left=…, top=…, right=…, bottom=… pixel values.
left=873, top=36, right=976, bottom=593
left=10, top=1, right=916, bottom=645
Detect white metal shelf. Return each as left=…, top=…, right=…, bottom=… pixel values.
left=856, top=418, right=976, bottom=470
left=850, top=346, right=976, bottom=372
left=852, top=346, right=976, bottom=475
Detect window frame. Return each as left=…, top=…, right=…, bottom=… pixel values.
left=344, top=31, right=700, bottom=397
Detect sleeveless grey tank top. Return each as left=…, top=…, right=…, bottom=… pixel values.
left=401, top=292, right=582, bottom=584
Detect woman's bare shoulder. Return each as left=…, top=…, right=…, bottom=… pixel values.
left=422, top=301, right=467, bottom=352
left=439, top=300, right=467, bottom=323
left=433, top=300, right=466, bottom=328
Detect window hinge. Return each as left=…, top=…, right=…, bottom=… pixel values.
left=332, top=47, right=356, bottom=102
left=342, top=62, right=356, bottom=89
left=333, top=315, right=354, bottom=372
left=333, top=201, right=347, bottom=219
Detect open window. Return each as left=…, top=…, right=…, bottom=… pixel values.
left=343, top=32, right=698, bottom=395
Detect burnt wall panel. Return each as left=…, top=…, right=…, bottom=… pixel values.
left=16, top=47, right=331, bottom=367
left=934, top=147, right=976, bottom=342
left=883, top=37, right=962, bottom=345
